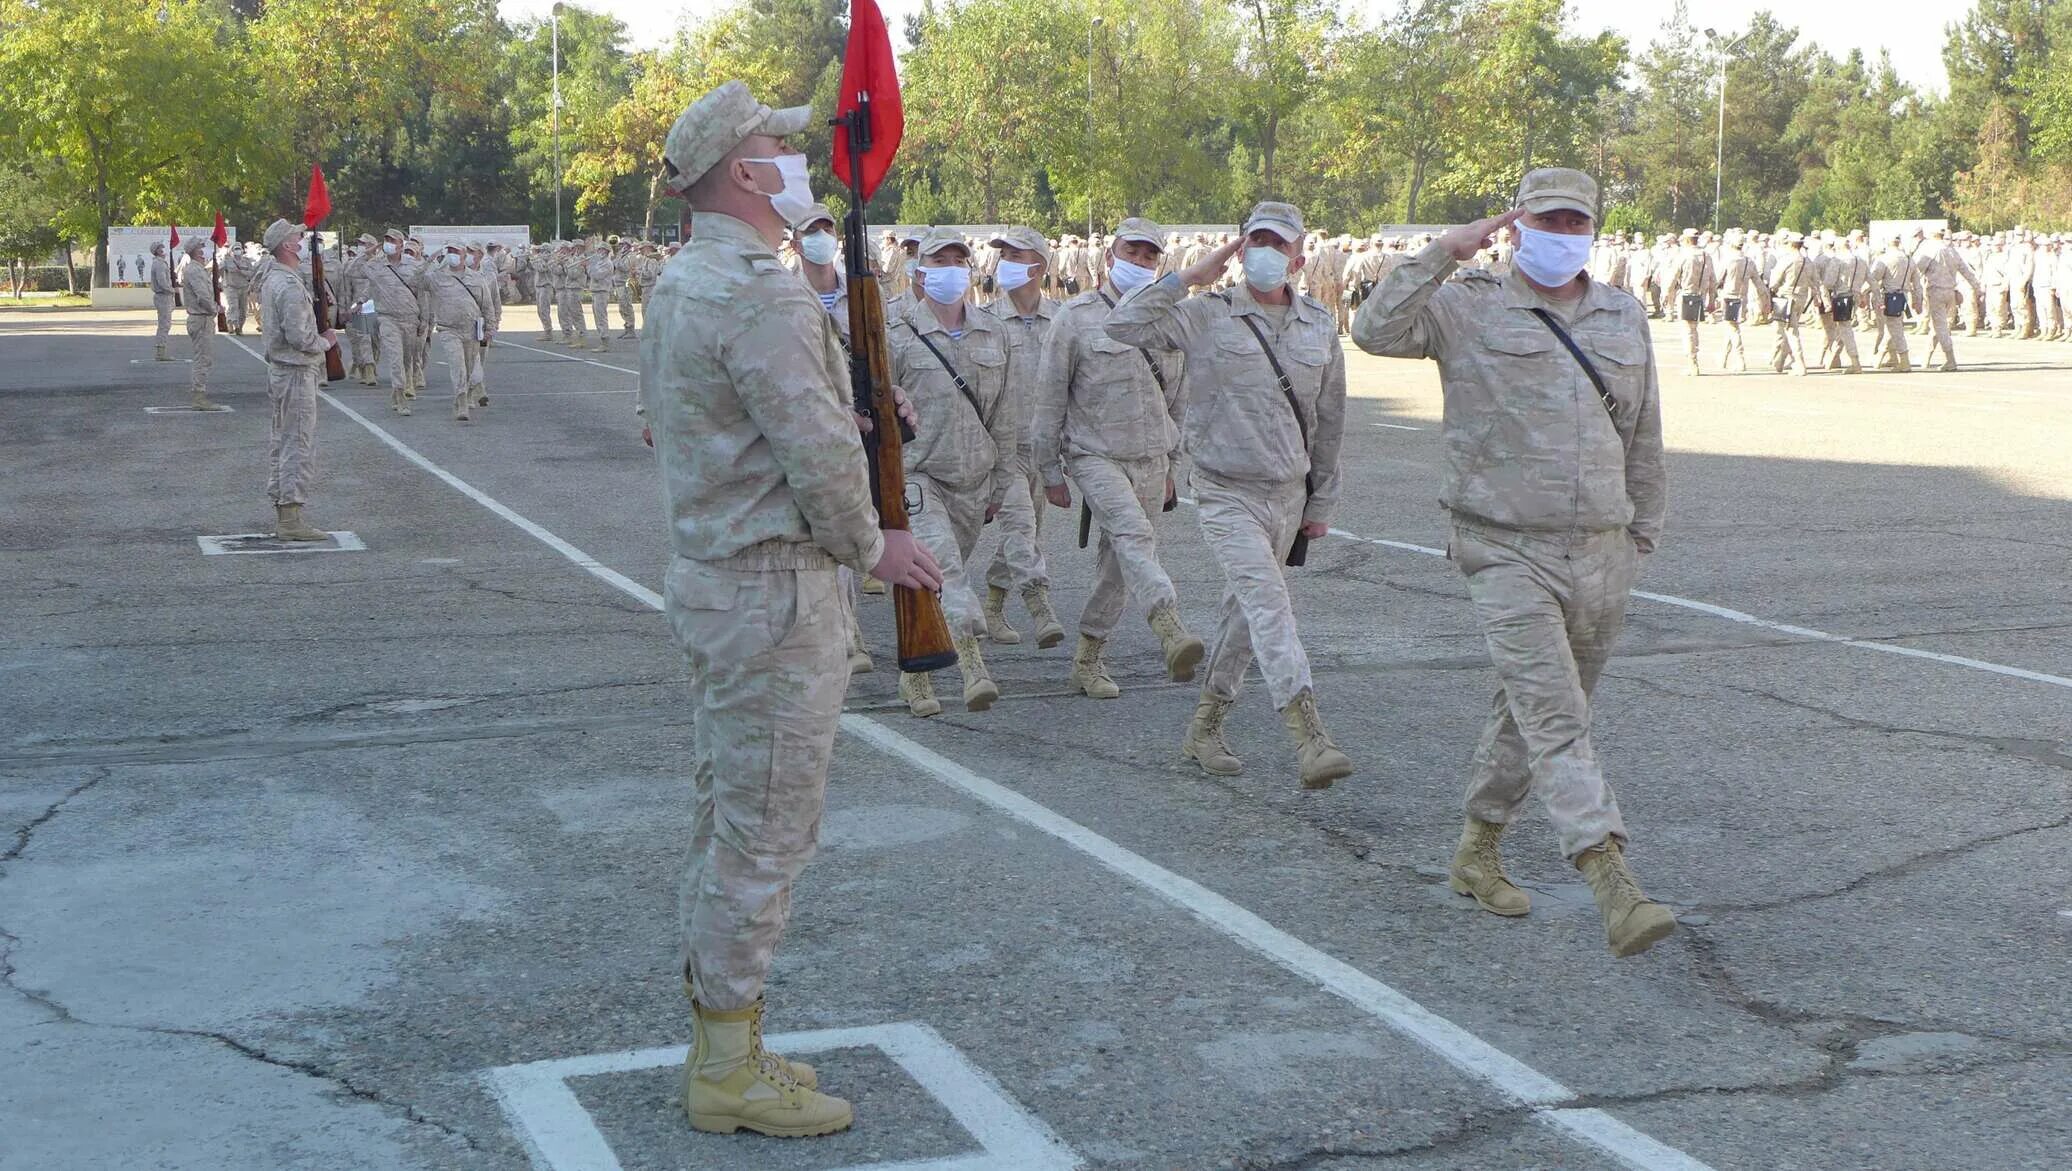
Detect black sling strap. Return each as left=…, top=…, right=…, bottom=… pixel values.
left=1527, top=307, right=1618, bottom=420
left=898, top=320, right=988, bottom=425
left=1234, top=310, right=1316, bottom=568
left=1096, top=291, right=1169, bottom=394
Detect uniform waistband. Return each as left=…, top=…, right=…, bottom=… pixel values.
left=1448, top=512, right=1624, bottom=546
left=702, top=540, right=839, bottom=572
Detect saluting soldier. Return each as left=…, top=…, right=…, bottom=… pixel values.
left=365, top=229, right=424, bottom=416
left=643, top=81, right=939, bottom=1140
left=1353, top=168, right=1675, bottom=959
left=221, top=238, right=256, bottom=335
left=176, top=237, right=223, bottom=411
left=342, top=234, right=380, bottom=385
left=975, top=225, right=1066, bottom=652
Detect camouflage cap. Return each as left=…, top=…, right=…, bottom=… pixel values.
left=661, top=80, right=813, bottom=194
left=987, top=225, right=1052, bottom=264
left=356, top=233, right=377, bottom=246
left=1516, top=167, right=1597, bottom=218
left=383, top=228, right=406, bottom=243
left=1680, top=227, right=1697, bottom=238
left=899, top=228, right=924, bottom=245
left=916, top=225, right=972, bottom=259
left=1242, top=201, right=1304, bottom=243
left=789, top=201, right=838, bottom=232
left=261, top=218, right=299, bottom=250
left=1111, top=217, right=1167, bottom=251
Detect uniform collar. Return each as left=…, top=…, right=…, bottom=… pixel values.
left=689, top=211, right=778, bottom=252
left=1225, top=279, right=1321, bottom=326
left=1500, top=266, right=1618, bottom=319
left=991, top=291, right=1056, bottom=321
left=902, top=297, right=993, bottom=339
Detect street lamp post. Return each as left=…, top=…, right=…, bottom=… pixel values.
left=1087, top=16, right=1102, bottom=240
left=1703, top=28, right=1747, bottom=234
left=552, top=2, right=565, bottom=242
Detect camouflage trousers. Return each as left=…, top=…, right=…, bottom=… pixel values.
left=186, top=313, right=214, bottom=392
left=666, top=558, right=848, bottom=1013
left=1450, top=518, right=1634, bottom=860
left=1876, top=312, right=1911, bottom=367
left=1923, top=289, right=1962, bottom=368
left=376, top=317, right=417, bottom=393
left=1196, top=470, right=1313, bottom=711
left=617, top=287, right=637, bottom=333
left=1770, top=313, right=1810, bottom=373
left=983, top=467, right=1049, bottom=593
left=265, top=362, right=320, bottom=507
left=535, top=285, right=555, bottom=335
left=1067, top=452, right=1175, bottom=640
left=224, top=284, right=250, bottom=333
left=347, top=314, right=376, bottom=371
left=590, top=290, right=613, bottom=341
left=557, top=289, right=587, bottom=340
left=432, top=328, right=480, bottom=409
left=155, top=294, right=174, bottom=346
left=907, top=471, right=990, bottom=641
left=1819, top=314, right=1861, bottom=369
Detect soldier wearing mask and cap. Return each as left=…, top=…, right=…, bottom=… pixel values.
left=422, top=243, right=496, bottom=421
left=342, top=234, right=380, bottom=385
left=974, top=225, right=1067, bottom=652
left=221, top=236, right=257, bottom=335
left=556, top=240, right=590, bottom=348
left=256, top=218, right=338, bottom=542
left=531, top=242, right=557, bottom=342
left=1354, top=168, right=1675, bottom=959
left=148, top=242, right=176, bottom=360
left=1107, top=200, right=1353, bottom=791
left=886, top=226, right=1018, bottom=719
left=643, top=80, right=940, bottom=1139
left=1033, top=216, right=1203, bottom=702
left=177, top=237, right=223, bottom=410
left=364, top=230, right=424, bottom=416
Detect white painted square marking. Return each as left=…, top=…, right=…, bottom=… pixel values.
left=196, top=531, right=366, bottom=555
left=1370, top=422, right=1423, bottom=430
left=144, top=405, right=236, bottom=414
left=481, top=1021, right=1078, bottom=1171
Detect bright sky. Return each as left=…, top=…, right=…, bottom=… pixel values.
left=497, top=0, right=1955, bottom=93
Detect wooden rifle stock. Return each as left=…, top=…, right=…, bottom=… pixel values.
left=307, top=231, right=345, bottom=382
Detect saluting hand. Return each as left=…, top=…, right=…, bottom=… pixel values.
left=1178, top=238, right=1243, bottom=288
left=1437, top=209, right=1524, bottom=263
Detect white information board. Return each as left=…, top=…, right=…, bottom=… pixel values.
left=105, top=225, right=239, bottom=288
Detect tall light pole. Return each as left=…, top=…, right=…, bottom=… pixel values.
left=551, top=2, right=565, bottom=242
left=1703, top=28, right=1746, bottom=234
left=1087, top=15, right=1102, bottom=240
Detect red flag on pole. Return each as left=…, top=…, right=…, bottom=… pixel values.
left=211, top=212, right=228, bottom=247
left=169, top=224, right=180, bottom=248
left=303, top=165, right=332, bottom=229
left=832, top=0, right=902, bottom=202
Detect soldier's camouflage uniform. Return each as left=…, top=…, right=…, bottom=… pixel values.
left=258, top=256, right=326, bottom=509
left=150, top=252, right=175, bottom=357
left=979, top=288, right=1057, bottom=601
left=178, top=252, right=217, bottom=398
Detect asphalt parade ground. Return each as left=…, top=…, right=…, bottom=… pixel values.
left=3, top=305, right=2069, bottom=1171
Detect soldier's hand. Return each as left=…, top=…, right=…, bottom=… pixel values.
left=1299, top=520, right=1328, bottom=540
left=1165, top=474, right=1177, bottom=508
left=1045, top=483, right=1072, bottom=509
left=641, top=424, right=653, bottom=448
left=1437, top=209, right=1524, bottom=262
left=1179, top=239, right=1243, bottom=288
left=870, top=530, right=943, bottom=592
left=984, top=502, right=1001, bottom=524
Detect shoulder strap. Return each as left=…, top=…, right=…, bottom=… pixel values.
left=1096, top=291, right=1168, bottom=393
left=1527, top=308, right=1617, bottom=420
left=899, top=319, right=988, bottom=424
left=1236, top=313, right=1308, bottom=446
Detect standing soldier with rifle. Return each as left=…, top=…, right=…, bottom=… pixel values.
left=256, top=217, right=338, bottom=541
left=176, top=237, right=222, bottom=411
left=641, top=67, right=943, bottom=1138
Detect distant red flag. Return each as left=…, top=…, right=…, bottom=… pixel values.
left=211, top=212, right=228, bottom=247
left=303, top=165, right=331, bottom=229
left=832, top=0, right=902, bottom=203
left=169, top=224, right=180, bottom=248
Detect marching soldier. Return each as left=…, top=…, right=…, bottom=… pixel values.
left=176, top=237, right=222, bottom=410
left=1715, top=232, right=1757, bottom=372
left=1107, top=201, right=1353, bottom=790
left=531, top=243, right=557, bottom=342
left=149, top=242, right=175, bottom=361
left=1768, top=233, right=1819, bottom=375
left=977, top=226, right=1066, bottom=651
left=1352, top=169, right=1675, bottom=959
left=643, top=81, right=939, bottom=1138
left=365, top=230, right=424, bottom=416
left=1033, top=217, right=1204, bottom=703
left=586, top=237, right=617, bottom=351
left=1816, top=233, right=1867, bottom=373
left=342, top=234, right=379, bottom=385
left=1662, top=228, right=1714, bottom=375
left=1870, top=231, right=1923, bottom=372
left=1917, top=227, right=1982, bottom=371
left=256, top=218, right=337, bottom=542
left=465, top=243, right=500, bottom=409
left=423, top=243, right=496, bottom=421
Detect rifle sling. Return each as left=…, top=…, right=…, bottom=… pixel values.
left=900, top=321, right=988, bottom=427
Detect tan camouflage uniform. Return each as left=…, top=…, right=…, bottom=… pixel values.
left=979, top=281, right=1057, bottom=599
left=1917, top=237, right=1981, bottom=369
left=423, top=255, right=495, bottom=417
left=178, top=251, right=218, bottom=399
left=150, top=251, right=175, bottom=358
left=1869, top=245, right=1923, bottom=370
left=258, top=255, right=325, bottom=508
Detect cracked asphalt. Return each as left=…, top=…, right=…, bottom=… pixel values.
left=2, top=306, right=2068, bottom=1171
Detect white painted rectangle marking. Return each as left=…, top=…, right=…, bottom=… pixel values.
left=144, top=405, right=236, bottom=414
left=1371, top=422, right=1423, bottom=430
left=196, top=531, right=365, bottom=555
left=481, top=1022, right=1078, bottom=1171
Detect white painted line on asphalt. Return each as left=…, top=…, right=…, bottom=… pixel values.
left=197, top=531, right=365, bottom=555
left=1371, top=423, right=1424, bottom=430
left=482, top=1022, right=1078, bottom=1171
left=226, top=339, right=1713, bottom=1171
left=494, top=337, right=640, bottom=375
left=144, top=405, right=236, bottom=414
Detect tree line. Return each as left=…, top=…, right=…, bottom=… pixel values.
left=2, top=0, right=2067, bottom=285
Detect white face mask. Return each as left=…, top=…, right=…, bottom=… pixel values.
left=996, top=259, right=1037, bottom=292
left=445, top=252, right=463, bottom=268
left=741, top=154, right=815, bottom=225
left=905, top=258, right=920, bottom=284
left=921, top=263, right=970, bottom=305
left=1514, top=224, right=1595, bottom=287
left=1243, top=246, right=1291, bottom=293
left=1108, top=256, right=1157, bottom=293
left=383, top=242, right=398, bottom=257
left=798, top=231, right=839, bottom=267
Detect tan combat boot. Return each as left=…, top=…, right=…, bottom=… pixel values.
left=1147, top=600, right=1204, bottom=682
left=1280, top=689, right=1353, bottom=789
left=592, top=339, right=608, bottom=353
left=1180, top=695, right=1242, bottom=775
left=684, top=1000, right=850, bottom=1137
left=537, top=331, right=553, bottom=343
left=682, top=981, right=815, bottom=1089
left=1449, top=819, right=1530, bottom=917
left=983, top=585, right=1022, bottom=644
left=954, top=634, right=998, bottom=711
left=1069, top=634, right=1120, bottom=699
left=273, top=504, right=327, bottom=542
left=1022, top=584, right=1065, bottom=649
left=898, top=671, right=942, bottom=718
left=190, top=390, right=220, bottom=412
left=846, top=622, right=873, bottom=674
left=1574, top=840, right=1677, bottom=957
left=155, top=343, right=170, bottom=362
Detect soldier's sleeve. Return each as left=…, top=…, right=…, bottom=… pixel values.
left=275, top=278, right=326, bottom=356
left=1351, top=240, right=1460, bottom=360
left=1625, top=320, right=1666, bottom=554
left=1029, top=309, right=1076, bottom=488
left=1103, top=274, right=1198, bottom=352
left=1163, top=351, right=1185, bottom=461
left=986, top=341, right=1019, bottom=509
left=722, top=292, right=885, bottom=574
left=1954, top=252, right=1981, bottom=293
left=1304, top=331, right=1348, bottom=527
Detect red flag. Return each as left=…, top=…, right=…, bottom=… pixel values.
left=303, top=165, right=331, bottom=229
left=211, top=212, right=228, bottom=247
left=832, top=0, right=902, bottom=203
left=169, top=224, right=180, bottom=248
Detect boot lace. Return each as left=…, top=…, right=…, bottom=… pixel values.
left=1473, top=830, right=1508, bottom=880
left=1589, top=847, right=1644, bottom=906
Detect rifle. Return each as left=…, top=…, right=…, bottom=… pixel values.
left=211, top=256, right=228, bottom=333
left=308, top=230, right=346, bottom=382
left=837, top=95, right=957, bottom=674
